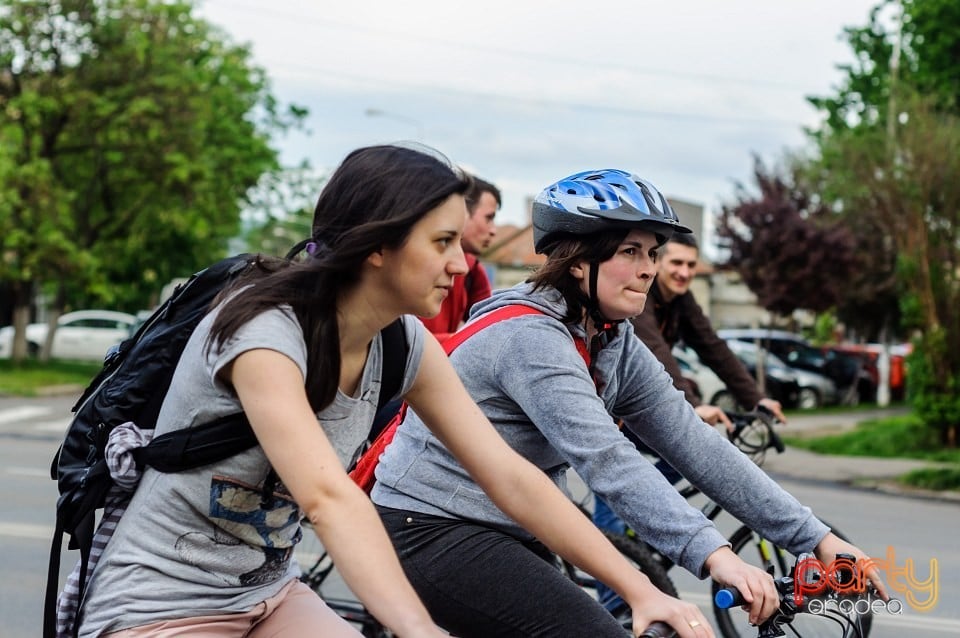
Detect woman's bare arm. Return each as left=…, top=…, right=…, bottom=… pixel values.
left=229, top=348, right=447, bottom=637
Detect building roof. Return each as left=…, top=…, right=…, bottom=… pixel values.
left=482, top=223, right=545, bottom=268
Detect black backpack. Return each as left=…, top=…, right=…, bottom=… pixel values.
left=43, top=253, right=408, bottom=637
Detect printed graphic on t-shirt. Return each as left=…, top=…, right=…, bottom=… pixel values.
left=174, top=475, right=302, bottom=586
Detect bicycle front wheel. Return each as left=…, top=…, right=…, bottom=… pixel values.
left=602, top=531, right=678, bottom=598
left=712, top=521, right=873, bottom=638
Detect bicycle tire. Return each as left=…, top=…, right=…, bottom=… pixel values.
left=602, top=530, right=678, bottom=598
left=712, top=521, right=873, bottom=638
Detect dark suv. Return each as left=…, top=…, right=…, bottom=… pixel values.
left=717, top=329, right=877, bottom=405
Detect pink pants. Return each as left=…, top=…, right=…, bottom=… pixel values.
left=103, top=579, right=363, bottom=637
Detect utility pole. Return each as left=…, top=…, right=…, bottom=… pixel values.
left=877, top=1, right=903, bottom=408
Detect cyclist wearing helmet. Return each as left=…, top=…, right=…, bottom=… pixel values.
left=592, top=230, right=790, bottom=617
left=371, top=169, right=887, bottom=638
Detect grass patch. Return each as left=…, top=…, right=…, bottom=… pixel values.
left=783, top=414, right=960, bottom=464
left=785, top=414, right=960, bottom=492
left=784, top=401, right=907, bottom=418
left=900, top=467, right=960, bottom=491
left=0, top=359, right=101, bottom=397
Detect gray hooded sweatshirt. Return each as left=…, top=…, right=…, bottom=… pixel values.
left=372, top=283, right=829, bottom=578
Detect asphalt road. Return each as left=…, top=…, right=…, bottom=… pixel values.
left=2, top=396, right=957, bottom=637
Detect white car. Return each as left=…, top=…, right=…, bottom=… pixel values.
left=0, top=310, right=137, bottom=362
left=671, top=345, right=730, bottom=407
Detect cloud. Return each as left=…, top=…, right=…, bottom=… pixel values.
left=197, top=0, right=882, bottom=228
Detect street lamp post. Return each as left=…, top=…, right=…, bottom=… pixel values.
left=364, top=107, right=424, bottom=141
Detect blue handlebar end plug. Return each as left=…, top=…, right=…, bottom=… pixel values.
left=715, top=588, right=740, bottom=609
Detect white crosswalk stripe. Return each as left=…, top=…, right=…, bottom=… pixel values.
left=0, top=522, right=55, bottom=540
left=0, top=405, right=52, bottom=425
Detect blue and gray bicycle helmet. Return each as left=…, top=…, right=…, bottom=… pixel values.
left=532, top=169, right=691, bottom=254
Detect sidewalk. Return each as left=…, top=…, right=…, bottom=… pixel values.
left=762, top=407, right=960, bottom=503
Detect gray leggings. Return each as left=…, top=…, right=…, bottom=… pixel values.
left=377, top=506, right=626, bottom=637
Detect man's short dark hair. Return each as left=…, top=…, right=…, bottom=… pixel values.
left=667, top=232, right=698, bottom=250
left=465, top=176, right=501, bottom=215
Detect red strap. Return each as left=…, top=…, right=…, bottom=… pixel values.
left=444, top=305, right=590, bottom=367
left=443, top=305, right=538, bottom=354
left=349, top=305, right=590, bottom=493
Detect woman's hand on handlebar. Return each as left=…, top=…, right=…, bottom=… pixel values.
left=755, top=398, right=787, bottom=425
left=703, top=546, right=779, bottom=626
left=694, top=405, right=733, bottom=432
left=629, top=588, right=714, bottom=638
left=814, top=532, right=891, bottom=601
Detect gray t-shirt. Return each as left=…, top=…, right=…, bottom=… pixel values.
left=78, top=306, right=424, bottom=636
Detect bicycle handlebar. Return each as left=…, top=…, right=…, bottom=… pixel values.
left=724, top=409, right=785, bottom=460
left=639, top=620, right=676, bottom=638
left=713, top=552, right=878, bottom=638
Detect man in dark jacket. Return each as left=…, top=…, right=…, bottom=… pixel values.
left=631, top=232, right=786, bottom=426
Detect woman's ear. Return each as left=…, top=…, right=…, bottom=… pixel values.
left=366, top=249, right=385, bottom=268
left=569, top=261, right=587, bottom=281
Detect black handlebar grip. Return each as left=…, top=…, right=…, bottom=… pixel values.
left=640, top=621, right=677, bottom=637
left=768, top=429, right=786, bottom=454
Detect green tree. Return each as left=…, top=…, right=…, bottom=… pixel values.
left=808, top=0, right=960, bottom=133
left=803, top=0, right=960, bottom=445
left=240, top=163, right=325, bottom=258
left=0, top=0, right=304, bottom=361
left=811, top=95, right=960, bottom=445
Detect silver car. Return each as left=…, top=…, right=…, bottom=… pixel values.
left=725, top=339, right=838, bottom=408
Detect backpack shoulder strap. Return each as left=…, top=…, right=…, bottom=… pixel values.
left=444, top=304, right=591, bottom=367
left=349, top=304, right=578, bottom=494
left=377, top=318, right=407, bottom=414
left=141, top=317, right=409, bottom=472
left=442, top=304, right=542, bottom=354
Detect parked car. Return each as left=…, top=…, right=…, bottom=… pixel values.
left=717, top=328, right=877, bottom=405
left=725, top=340, right=838, bottom=409
left=673, top=342, right=800, bottom=411
left=0, top=310, right=137, bottom=362
left=828, top=343, right=909, bottom=401
left=671, top=345, right=728, bottom=406
left=705, top=337, right=801, bottom=410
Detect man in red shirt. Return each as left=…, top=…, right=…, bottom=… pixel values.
left=420, top=176, right=500, bottom=341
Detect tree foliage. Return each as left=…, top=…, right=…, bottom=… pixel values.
left=0, top=0, right=304, bottom=360
left=808, top=0, right=960, bottom=133
left=240, top=163, right=325, bottom=258
left=803, top=0, right=960, bottom=444
left=810, top=95, right=960, bottom=444
left=716, top=158, right=857, bottom=319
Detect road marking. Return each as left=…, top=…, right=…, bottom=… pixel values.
left=872, top=612, right=960, bottom=632
left=0, top=406, right=52, bottom=425
left=7, top=466, right=49, bottom=477
left=677, top=588, right=960, bottom=633
left=34, top=419, right=70, bottom=433
left=0, top=522, right=54, bottom=540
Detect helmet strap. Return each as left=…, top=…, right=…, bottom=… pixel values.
left=585, top=261, right=618, bottom=375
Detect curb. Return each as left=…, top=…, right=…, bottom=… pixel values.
left=856, top=478, right=960, bottom=504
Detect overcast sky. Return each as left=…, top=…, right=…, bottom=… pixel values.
left=195, top=0, right=886, bottom=237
